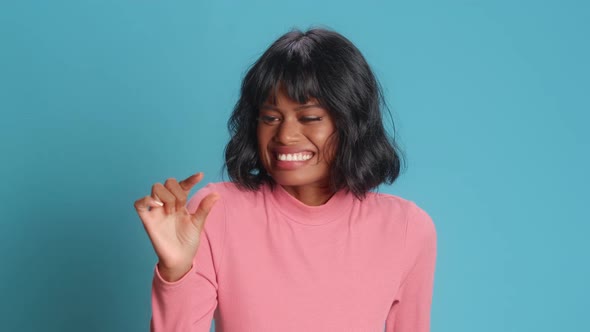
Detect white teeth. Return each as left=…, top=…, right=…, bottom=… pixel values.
left=277, top=153, right=313, bottom=161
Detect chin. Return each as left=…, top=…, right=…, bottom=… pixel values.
left=269, top=172, right=326, bottom=188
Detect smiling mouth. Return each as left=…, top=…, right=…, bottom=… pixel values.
left=274, top=152, right=314, bottom=161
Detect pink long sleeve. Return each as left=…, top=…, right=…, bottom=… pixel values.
left=150, top=184, right=226, bottom=332
left=148, top=181, right=437, bottom=331
left=385, top=202, right=438, bottom=332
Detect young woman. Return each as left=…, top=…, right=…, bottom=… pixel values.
left=134, top=27, right=437, bottom=332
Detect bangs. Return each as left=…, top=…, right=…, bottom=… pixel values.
left=248, top=42, right=324, bottom=107
left=265, top=67, right=322, bottom=106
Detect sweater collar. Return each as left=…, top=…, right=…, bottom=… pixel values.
left=265, top=183, right=355, bottom=225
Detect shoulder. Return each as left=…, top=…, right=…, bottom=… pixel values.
left=364, top=191, right=412, bottom=210
left=364, top=191, right=437, bottom=241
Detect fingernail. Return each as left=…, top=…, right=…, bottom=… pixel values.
left=154, top=200, right=164, bottom=206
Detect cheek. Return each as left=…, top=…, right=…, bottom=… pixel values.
left=311, top=128, right=337, bottom=163
left=323, top=136, right=338, bottom=163
left=256, top=126, right=265, bottom=147
left=256, top=128, right=272, bottom=160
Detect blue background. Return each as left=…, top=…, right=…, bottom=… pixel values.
left=1, top=0, right=588, bottom=331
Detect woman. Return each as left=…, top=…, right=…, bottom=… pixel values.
left=134, top=27, right=437, bottom=332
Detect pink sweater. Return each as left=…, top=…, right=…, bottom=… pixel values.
left=150, top=182, right=437, bottom=332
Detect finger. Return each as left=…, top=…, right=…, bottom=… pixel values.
left=190, top=192, right=220, bottom=231
left=152, top=183, right=177, bottom=215
left=179, top=172, right=204, bottom=192
left=134, top=196, right=164, bottom=217
left=164, top=178, right=188, bottom=213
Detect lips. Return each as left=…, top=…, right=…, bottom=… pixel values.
left=270, top=147, right=315, bottom=155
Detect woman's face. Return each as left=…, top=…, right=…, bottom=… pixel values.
left=257, top=88, right=336, bottom=191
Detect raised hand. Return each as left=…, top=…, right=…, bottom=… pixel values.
left=134, top=172, right=219, bottom=282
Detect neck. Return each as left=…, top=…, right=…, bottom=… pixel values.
left=280, top=184, right=336, bottom=206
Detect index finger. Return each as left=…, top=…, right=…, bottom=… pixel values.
left=179, top=172, right=204, bottom=192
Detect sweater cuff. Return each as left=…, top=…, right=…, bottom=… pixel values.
left=153, top=263, right=196, bottom=288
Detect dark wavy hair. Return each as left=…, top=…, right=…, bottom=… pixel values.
left=223, top=27, right=405, bottom=200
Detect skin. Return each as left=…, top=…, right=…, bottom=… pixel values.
left=257, top=87, right=338, bottom=206
left=134, top=172, right=220, bottom=282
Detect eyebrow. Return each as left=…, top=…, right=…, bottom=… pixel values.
left=260, top=104, right=323, bottom=111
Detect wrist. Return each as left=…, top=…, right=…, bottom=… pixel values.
left=157, top=262, right=193, bottom=283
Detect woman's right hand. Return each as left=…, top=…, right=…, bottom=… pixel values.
left=134, top=172, right=220, bottom=282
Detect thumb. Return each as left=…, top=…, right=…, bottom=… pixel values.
left=190, top=192, right=220, bottom=231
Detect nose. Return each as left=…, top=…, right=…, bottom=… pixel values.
left=274, top=118, right=300, bottom=144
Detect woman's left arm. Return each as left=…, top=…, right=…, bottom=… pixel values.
left=385, top=202, right=438, bottom=332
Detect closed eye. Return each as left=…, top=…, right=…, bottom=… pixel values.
left=301, top=117, right=322, bottom=122
left=259, top=115, right=280, bottom=125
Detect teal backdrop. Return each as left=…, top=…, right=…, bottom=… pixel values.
left=1, top=0, right=588, bottom=331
